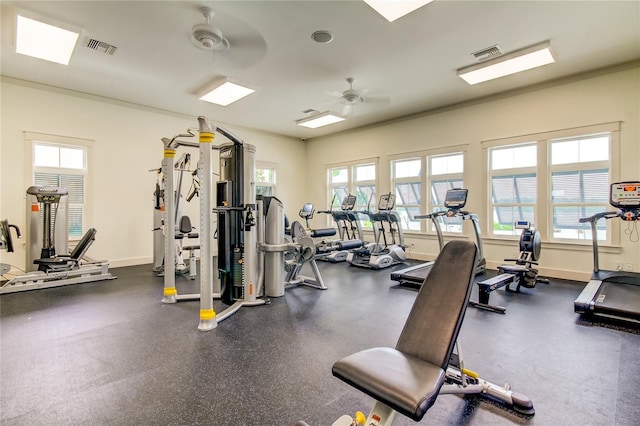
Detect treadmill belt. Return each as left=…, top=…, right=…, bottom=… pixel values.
left=595, top=282, right=640, bottom=321
left=398, top=265, right=432, bottom=284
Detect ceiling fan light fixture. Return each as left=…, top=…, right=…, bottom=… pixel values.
left=198, top=77, right=255, bottom=106
left=15, top=12, right=80, bottom=65
left=457, top=41, right=555, bottom=85
left=296, top=111, right=345, bottom=129
left=363, top=0, right=434, bottom=22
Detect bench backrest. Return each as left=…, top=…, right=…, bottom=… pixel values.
left=395, top=240, right=478, bottom=369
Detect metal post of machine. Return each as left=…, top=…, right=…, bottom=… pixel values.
left=242, top=144, right=257, bottom=303
left=197, top=116, right=217, bottom=331
left=161, top=144, right=177, bottom=304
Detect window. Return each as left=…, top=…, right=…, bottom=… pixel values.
left=483, top=122, right=619, bottom=243
left=391, top=152, right=464, bottom=233
left=256, top=165, right=276, bottom=196
left=550, top=135, right=610, bottom=241
left=32, top=141, right=88, bottom=239
left=326, top=160, right=378, bottom=227
left=488, top=144, right=537, bottom=236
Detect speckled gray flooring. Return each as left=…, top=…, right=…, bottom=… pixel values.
left=1, top=261, right=639, bottom=425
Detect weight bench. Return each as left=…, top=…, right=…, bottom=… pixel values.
left=322, top=240, right=533, bottom=426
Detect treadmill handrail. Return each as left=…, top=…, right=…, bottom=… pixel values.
left=580, top=211, right=620, bottom=273
left=579, top=211, right=620, bottom=223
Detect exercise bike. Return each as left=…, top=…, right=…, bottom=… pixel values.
left=470, top=221, right=548, bottom=314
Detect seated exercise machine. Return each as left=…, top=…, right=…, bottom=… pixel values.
left=574, top=181, right=640, bottom=323
left=0, top=219, right=22, bottom=276
left=470, top=221, right=549, bottom=314
left=391, top=188, right=485, bottom=287
left=347, top=193, right=406, bottom=270
left=296, top=241, right=533, bottom=426
left=1, top=186, right=115, bottom=294
left=315, top=195, right=364, bottom=262
left=257, top=195, right=328, bottom=296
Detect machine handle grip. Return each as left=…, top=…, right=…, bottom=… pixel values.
left=579, top=211, right=619, bottom=223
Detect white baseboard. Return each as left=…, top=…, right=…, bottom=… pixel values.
left=109, top=257, right=152, bottom=268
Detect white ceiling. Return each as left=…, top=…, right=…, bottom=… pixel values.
left=1, top=1, right=639, bottom=140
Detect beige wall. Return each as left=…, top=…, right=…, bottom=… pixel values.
left=2, top=65, right=639, bottom=280
left=0, top=78, right=305, bottom=270
left=306, top=65, right=640, bottom=281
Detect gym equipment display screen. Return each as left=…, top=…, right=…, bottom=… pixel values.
left=444, top=189, right=468, bottom=209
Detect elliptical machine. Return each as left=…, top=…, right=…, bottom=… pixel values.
left=347, top=193, right=406, bottom=270
left=315, top=194, right=364, bottom=262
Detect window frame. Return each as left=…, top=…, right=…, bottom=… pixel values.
left=25, top=132, right=93, bottom=242
left=255, top=162, right=277, bottom=197
left=390, top=148, right=466, bottom=234
left=481, top=122, right=620, bottom=245
left=326, top=158, right=379, bottom=228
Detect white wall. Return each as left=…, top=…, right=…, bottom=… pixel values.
left=0, top=78, right=305, bottom=270
left=306, top=65, right=640, bottom=281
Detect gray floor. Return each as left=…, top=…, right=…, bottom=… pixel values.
left=1, top=261, right=639, bottom=425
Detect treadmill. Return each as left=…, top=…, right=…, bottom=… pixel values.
left=574, top=181, right=640, bottom=322
left=390, top=188, right=486, bottom=287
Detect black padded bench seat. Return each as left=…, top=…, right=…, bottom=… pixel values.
left=332, top=240, right=478, bottom=423
left=332, top=347, right=445, bottom=421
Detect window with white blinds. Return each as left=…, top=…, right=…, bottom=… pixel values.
left=550, top=135, right=610, bottom=241
left=33, top=142, right=87, bottom=239
left=483, top=123, right=618, bottom=244
left=391, top=152, right=464, bottom=233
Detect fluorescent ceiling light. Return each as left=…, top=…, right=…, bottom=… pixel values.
left=363, top=0, right=434, bottom=22
left=16, top=14, right=80, bottom=65
left=457, top=41, right=555, bottom=85
left=296, top=111, right=346, bottom=129
left=199, top=77, right=255, bottom=106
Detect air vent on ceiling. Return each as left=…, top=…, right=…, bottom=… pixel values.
left=85, top=39, right=117, bottom=55
left=302, top=108, right=318, bottom=114
left=472, top=45, right=502, bottom=62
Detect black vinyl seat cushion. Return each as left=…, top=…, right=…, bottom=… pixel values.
left=332, top=347, right=446, bottom=421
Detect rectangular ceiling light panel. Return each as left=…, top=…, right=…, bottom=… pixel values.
left=458, top=41, right=555, bottom=85
left=16, top=15, right=80, bottom=65
left=296, top=111, right=345, bottom=129
left=199, top=78, right=255, bottom=106
left=363, top=0, right=434, bottom=22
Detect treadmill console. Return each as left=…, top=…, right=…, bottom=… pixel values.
left=341, top=194, right=357, bottom=211
left=610, top=182, right=640, bottom=208
left=378, top=193, right=396, bottom=211
left=444, top=189, right=468, bottom=210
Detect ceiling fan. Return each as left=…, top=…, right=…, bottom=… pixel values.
left=191, top=7, right=229, bottom=52
left=189, top=6, right=267, bottom=69
left=326, top=78, right=390, bottom=115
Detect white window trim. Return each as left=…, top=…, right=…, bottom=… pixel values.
left=390, top=147, right=467, bottom=235
left=326, top=157, right=379, bottom=228
left=24, top=132, right=94, bottom=242
left=481, top=122, right=620, bottom=247
left=256, top=161, right=277, bottom=196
